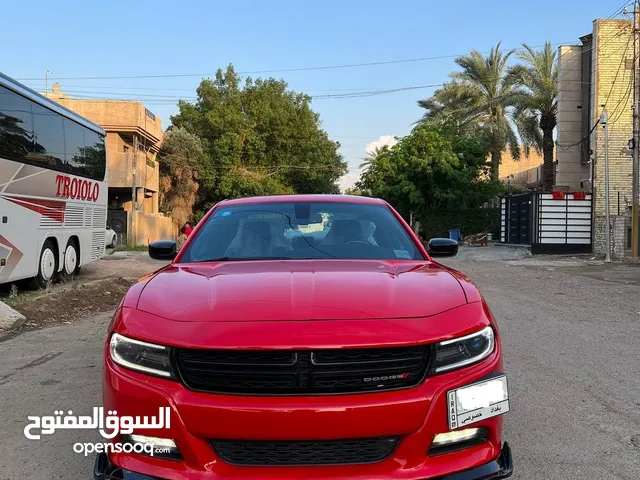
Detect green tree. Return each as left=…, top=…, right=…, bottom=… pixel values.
left=157, top=127, right=206, bottom=226
left=418, top=43, right=521, bottom=179
left=344, top=187, right=364, bottom=196
left=507, top=42, right=558, bottom=192
left=170, top=65, right=347, bottom=208
left=356, top=124, right=499, bottom=220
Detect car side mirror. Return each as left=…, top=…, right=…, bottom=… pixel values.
left=427, top=238, right=458, bottom=258
left=149, top=240, right=177, bottom=261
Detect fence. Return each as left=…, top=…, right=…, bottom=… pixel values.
left=500, top=192, right=592, bottom=254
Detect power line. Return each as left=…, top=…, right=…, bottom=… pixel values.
left=41, top=80, right=610, bottom=106
left=15, top=42, right=574, bottom=82
left=44, top=85, right=443, bottom=104
left=557, top=37, right=634, bottom=149
left=608, top=0, right=634, bottom=19
left=23, top=82, right=441, bottom=94
left=555, top=27, right=630, bottom=90
left=602, top=35, right=633, bottom=108
left=26, top=32, right=627, bottom=104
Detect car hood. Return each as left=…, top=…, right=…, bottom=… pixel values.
left=136, top=260, right=468, bottom=322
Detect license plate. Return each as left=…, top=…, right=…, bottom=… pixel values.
left=447, top=374, right=509, bottom=430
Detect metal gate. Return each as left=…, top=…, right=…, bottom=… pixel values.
left=531, top=193, right=592, bottom=254
left=506, top=193, right=534, bottom=244
left=107, top=209, right=128, bottom=237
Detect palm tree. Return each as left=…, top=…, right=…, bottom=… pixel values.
left=418, top=42, right=521, bottom=180
left=359, top=145, right=391, bottom=170
left=507, top=42, right=558, bottom=192
left=417, top=81, right=484, bottom=137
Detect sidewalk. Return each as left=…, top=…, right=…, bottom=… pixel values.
left=444, top=245, right=640, bottom=287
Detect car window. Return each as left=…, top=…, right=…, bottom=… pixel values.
left=179, top=201, right=423, bottom=262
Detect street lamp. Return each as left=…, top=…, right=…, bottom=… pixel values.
left=45, top=70, right=53, bottom=93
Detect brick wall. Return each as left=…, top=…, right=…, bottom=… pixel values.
left=593, top=215, right=630, bottom=258
left=591, top=19, right=635, bottom=256
left=498, top=148, right=544, bottom=178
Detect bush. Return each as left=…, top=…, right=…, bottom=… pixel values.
left=420, top=208, right=500, bottom=240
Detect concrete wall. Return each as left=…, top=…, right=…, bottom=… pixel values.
left=131, top=211, right=177, bottom=246
left=108, top=151, right=159, bottom=192
left=556, top=45, right=590, bottom=190
left=591, top=19, right=635, bottom=256
left=47, top=92, right=162, bottom=145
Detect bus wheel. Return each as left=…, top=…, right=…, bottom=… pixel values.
left=28, top=240, right=57, bottom=289
left=61, top=239, right=80, bottom=281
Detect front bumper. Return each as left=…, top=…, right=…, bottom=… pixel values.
left=101, top=304, right=510, bottom=479
left=94, top=442, right=513, bottom=480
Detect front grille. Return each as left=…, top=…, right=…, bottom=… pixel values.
left=174, top=345, right=431, bottom=395
left=210, top=436, right=400, bottom=466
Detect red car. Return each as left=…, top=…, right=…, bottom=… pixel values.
left=95, top=195, right=512, bottom=480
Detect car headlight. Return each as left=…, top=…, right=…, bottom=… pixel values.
left=433, top=326, right=495, bottom=373
left=109, top=333, right=176, bottom=378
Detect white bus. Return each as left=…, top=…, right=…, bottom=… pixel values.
left=0, top=72, right=108, bottom=289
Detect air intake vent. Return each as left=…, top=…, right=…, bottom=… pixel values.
left=64, top=205, right=84, bottom=227
left=84, top=207, right=92, bottom=227
left=210, top=436, right=400, bottom=466
left=92, top=207, right=106, bottom=228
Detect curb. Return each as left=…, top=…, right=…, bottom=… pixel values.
left=0, top=301, right=26, bottom=335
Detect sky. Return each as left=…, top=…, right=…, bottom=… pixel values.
left=1, top=0, right=625, bottom=191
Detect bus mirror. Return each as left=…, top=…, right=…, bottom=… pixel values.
left=149, top=240, right=177, bottom=261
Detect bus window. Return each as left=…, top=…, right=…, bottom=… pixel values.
left=0, top=85, right=34, bottom=161
left=64, top=118, right=85, bottom=172
left=83, top=130, right=106, bottom=182
left=32, top=103, right=65, bottom=167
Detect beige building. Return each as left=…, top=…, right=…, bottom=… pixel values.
left=557, top=19, right=635, bottom=257
left=46, top=84, right=176, bottom=246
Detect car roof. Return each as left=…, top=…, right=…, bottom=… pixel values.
left=218, top=194, right=387, bottom=207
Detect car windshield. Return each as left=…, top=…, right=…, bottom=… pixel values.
left=179, top=201, right=424, bottom=262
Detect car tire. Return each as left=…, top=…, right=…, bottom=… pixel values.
left=61, top=238, right=80, bottom=281
left=27, top=239, right=58, bottom=290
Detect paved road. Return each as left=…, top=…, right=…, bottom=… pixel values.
left=1, top=250, right=639, bottom=479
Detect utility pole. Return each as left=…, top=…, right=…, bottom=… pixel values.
left=632, top=1, right=640, bottom=258
left=602, top=109, right=612, bottom=263
left=130, top=137, right=138, bottom=247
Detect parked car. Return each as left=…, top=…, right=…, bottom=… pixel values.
left=96, top=194, right=512, bottom=480
left=105, top=225, right=117, bottom=248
